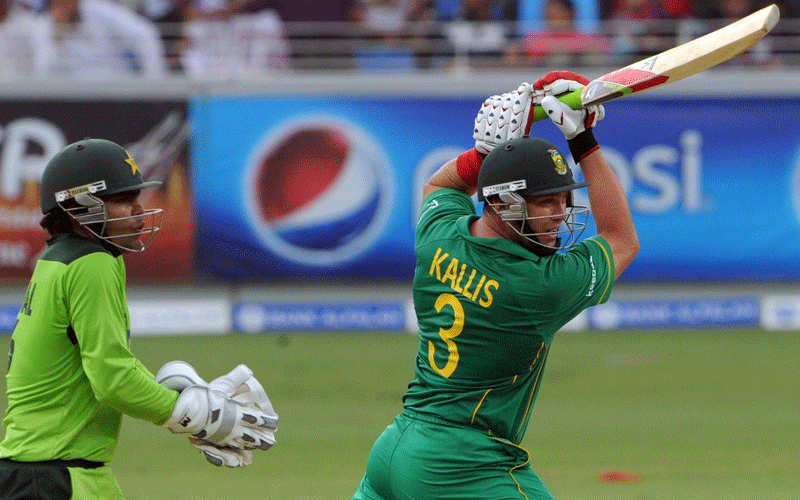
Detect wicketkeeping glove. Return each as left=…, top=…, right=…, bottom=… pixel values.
left=189, top=437, right=253, bottom=468
left=160, top=363, right=278, bottom=453
left=473, top=82, right=535, bottom=155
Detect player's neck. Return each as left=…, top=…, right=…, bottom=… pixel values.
left=470, top=215, right=507, bottom=240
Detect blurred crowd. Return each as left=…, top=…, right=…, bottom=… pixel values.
left=0, top=0, right=797, bottom=77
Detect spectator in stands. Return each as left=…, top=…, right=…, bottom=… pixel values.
left=690, top=0, right=782, bottom=67
left=42, top=0, right=167, bottom=76
left=351, top=0, right=418, bottom=70
left=134, top=0, right=187, bottom=70
left=269, top=0, right=362, bottom=70
left=692, top=0, right=748, bottom=19
left=442, top=0, right=516, bottom=69
left=177, top=0, right=288, bottom=76
left=660, top=0, right=692, bottom=17
left=600, top=0, right=692, bottom=18
left=506, top=0, right=611, bottom=67
left=605, top=0, right=668, bottom=61
left=0, top=0, right=49, bottom=76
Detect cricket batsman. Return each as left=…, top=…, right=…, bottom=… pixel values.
left=352, top=71, right=639, bottom=499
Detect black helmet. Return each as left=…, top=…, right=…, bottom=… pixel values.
left=39, top=138, right=163, bottom=253
left=477, top=136, right=589, bottom=202
left=476, top=136, right=590, bottom=254
left=40, top=138, right=161, bottom=214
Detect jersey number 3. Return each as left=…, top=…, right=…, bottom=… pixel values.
left=428, top=293, right=464, bottom=378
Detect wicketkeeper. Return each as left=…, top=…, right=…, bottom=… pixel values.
left=0, top=139, right=278, bottom=500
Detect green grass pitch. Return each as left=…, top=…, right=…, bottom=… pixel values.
left=1, top=329, right=798, bottom=500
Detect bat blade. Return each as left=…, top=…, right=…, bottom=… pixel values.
left=580, top=3, right=780, bottom=107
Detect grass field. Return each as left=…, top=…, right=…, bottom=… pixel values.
left=1, top=330, right=799, bottom=500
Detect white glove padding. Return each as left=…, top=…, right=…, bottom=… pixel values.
left=532, top=77, right=585, bottom=101
left=189, top=437, right=253, bottom=468
left=156, top=361, right=272, bottom=407
left=541, top=95, right=605, bottom=140
left=165, top=366, right=278, bottom=451
left=155, top=360, right=207, bottom=392
left=473, top=82, right=534, bottom=155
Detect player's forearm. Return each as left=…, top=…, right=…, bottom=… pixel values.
left=579, top=148, right=639, bottom=276
left=423, top=152, right=478, bottom=198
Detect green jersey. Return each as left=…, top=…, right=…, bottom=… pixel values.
left=1, top=234, right=178, bottom=463
left=403, top=189, right=614, bottom=444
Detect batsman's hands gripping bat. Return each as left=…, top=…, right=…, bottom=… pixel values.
left=535, top=71, right=605, bottom=140
left=157, top=361, right=278, bottom=467
left=473, top=82, right=537, bottom=155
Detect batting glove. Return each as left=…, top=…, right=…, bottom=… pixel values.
left=541, top=95, right=604, bottom=140
left=532, top=70, right=590, bottom=101
left=473, top=82, right=535, bottom=155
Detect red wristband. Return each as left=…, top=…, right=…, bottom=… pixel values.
left=456, top=148, right=484, bottom=187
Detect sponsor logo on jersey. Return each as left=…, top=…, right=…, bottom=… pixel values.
left=244, top=117, right=394, bottom=267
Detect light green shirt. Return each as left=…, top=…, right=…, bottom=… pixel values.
left=404, top=189, right=614, bottom=443
left=1, top=234, right=178, bottom=462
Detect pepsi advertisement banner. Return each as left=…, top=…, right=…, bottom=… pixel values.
left=190, top=95, right=800, bottom=281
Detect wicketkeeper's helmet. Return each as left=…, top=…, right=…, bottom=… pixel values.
left=476, top=136, right=590, bottom=253
left=39, top=138, right=163, bottom=252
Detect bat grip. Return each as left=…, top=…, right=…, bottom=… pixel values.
left=530, top=89, right=583, bottom=123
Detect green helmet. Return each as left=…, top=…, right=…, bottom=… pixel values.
left=477, top=136, right=589, bottom=202
left=476, top=136, right=590, bottom=253
left=40, top=138, right=161, bottom=214
left=39, top=138, right=163, bottom=253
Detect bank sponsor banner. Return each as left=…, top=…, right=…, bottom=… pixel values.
left=588, top=297, right=761, bottom=330
left=232, top=301, right=407, bottom=332
left=0, top=100, right=193, bottom=281
left=129, top=298, right=231, bottom=336
left=761, top=295, right=800, bottom=330
left=191, top=96, right=800, bottom=281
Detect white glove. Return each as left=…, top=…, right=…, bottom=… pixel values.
left=541, top=95, right=605, bottom=140
left=157, top=361, right=277, bottom=415
left=189, top=437, right=253, bottom=468
left=473, top=82, right=534, bottom=155
left=155, top=360, right=207, bottom=392
left=531, top=76, right=585, bottom=102
left=163, top=364, right=278, bottom=451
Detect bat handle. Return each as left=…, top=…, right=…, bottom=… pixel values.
left=530, top=89, right=583, bottom=123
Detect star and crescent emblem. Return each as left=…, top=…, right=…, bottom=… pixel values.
left=124, top=152, right=139, bottom=176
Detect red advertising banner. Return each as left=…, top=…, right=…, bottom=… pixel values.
left=0, top=100, right=193, bottom=281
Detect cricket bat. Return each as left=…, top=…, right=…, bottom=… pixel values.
left=531, top=3, right=780, bottom=121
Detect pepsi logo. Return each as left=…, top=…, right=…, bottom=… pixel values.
left=245, top=117, right=394, bottom=266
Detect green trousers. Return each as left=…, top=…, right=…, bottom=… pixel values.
left=352, top=411, right=554, bottom=500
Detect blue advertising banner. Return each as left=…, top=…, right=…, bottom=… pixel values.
left=588, top=297, right=761, bottom=330
left=0, top=305, right=19, bottom=334
left=190, top=96, right=800, bottom=281
left=232, top=302, right=407, bottom=332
